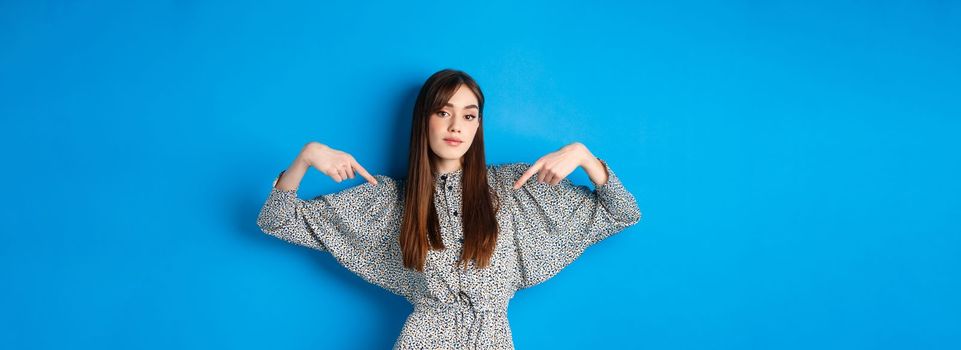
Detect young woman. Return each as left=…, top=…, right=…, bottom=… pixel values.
left=256, top=69, right=642, bottom=349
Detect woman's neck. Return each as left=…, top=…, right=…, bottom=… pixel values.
left=434, top=159, right=463, bottom=175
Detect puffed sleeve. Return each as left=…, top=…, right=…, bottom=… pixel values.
left=256, top=172, right=414, bottom=299
left=500, top=158, right=642, bottom=290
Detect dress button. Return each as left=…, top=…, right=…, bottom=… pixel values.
left=441, top=174, right=447, bottom=180
left=447, top=185, right=452, bottom=190
left=453, top=210, right=458, bottom=216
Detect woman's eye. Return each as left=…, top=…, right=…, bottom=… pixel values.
left=466, top=114, right=477, bottom=120
left=438, top=111, right=449, bottom=117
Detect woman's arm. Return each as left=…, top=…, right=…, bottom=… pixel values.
left=273, top=146, right=311, bottom=191
left=258, top=141, right=380, bottom=251
left=580, top=151, right=610, bottom=187
left=512, top=142, right=607, bottom=189
left=274, top=142, right=378, bottom=191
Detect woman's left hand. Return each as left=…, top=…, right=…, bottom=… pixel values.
left=513, top=142, right=597, bottom=189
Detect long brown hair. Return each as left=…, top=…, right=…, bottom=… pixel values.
left=400, top=69, right=500, bottom=272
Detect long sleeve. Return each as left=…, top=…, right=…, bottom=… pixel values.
left=256, top=173, right=415, bottom=300
left=498, top=158, right=642, bottom=290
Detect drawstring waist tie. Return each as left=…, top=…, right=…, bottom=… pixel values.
left=414, top=296, right=508, bottom=349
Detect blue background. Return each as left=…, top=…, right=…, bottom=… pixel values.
left=2, top=0, right=959, bottom=349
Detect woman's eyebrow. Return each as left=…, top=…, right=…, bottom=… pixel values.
left=444, top=102, right=479, bottom=110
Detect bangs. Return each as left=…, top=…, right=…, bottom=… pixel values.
left=427, top=78, right=464, bottom=113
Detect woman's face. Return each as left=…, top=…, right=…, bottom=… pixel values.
left=428, top=84, right=480, bottom=170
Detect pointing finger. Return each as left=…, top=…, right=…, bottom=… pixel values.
left=352, top=159, right=379, bottom=186
left=513, top=162, right=542, bottom=189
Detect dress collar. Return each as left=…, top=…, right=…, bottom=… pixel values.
left=434, top=167, right=463, bottom=180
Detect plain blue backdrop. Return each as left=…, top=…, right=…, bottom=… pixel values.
left=2, top=0, right=959, bottom=349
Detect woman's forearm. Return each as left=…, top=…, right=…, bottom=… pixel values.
left=582, top=156, right=609, bottom=187
left=574, top=143, right=609, bottom=187
left=273, top=145, right=312, bottom=191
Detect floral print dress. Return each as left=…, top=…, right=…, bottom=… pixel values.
left=256, top=158, right=642, bottom=349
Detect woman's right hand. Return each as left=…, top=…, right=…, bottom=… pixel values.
left=298, top=142, right=378, bottom=185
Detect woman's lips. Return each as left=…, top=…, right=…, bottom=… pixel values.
left=444, top=139, right=463, bottom=146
